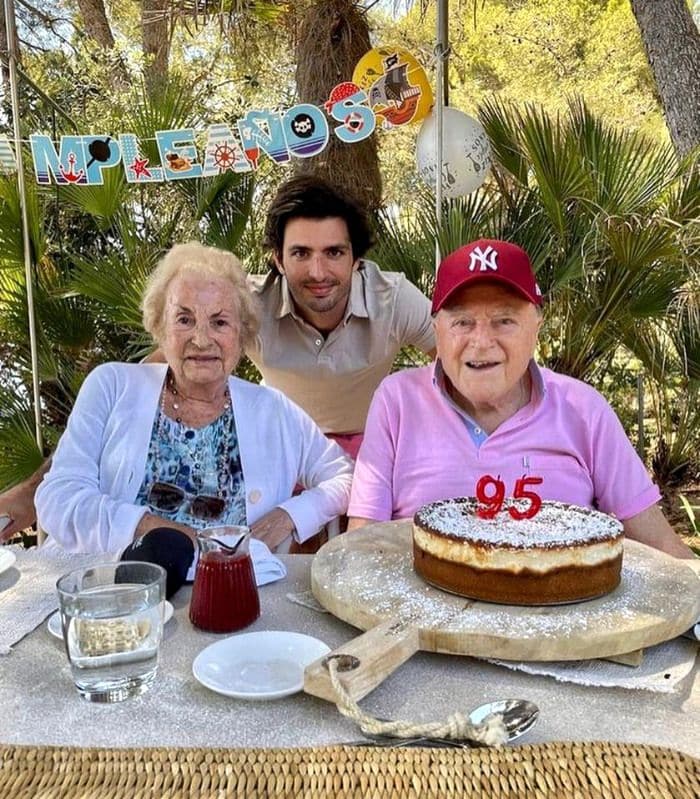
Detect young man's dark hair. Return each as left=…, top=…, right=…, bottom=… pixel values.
left=263, top=175, right=375, bottom=272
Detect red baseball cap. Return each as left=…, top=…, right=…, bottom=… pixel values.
left=432, top=239, right=543, bottom=313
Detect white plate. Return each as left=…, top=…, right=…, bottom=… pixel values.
left=0, top=549, right=17, bottom=576
left=192, top=630, right=330, bottom=700
left=47, top=600, right=174, bottom=640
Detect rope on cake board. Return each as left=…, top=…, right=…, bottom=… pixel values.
left=325, top=656, right=507, bottom=746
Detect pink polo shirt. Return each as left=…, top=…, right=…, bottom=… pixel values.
left=348, top=361, right=660, bottom=522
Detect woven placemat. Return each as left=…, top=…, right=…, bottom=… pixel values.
left=1, top=741, right=697, bottom=798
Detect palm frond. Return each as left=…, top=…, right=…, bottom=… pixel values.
left=434, top=190, right=500, bottom=257
left=174, top=171, right=255, bottom=253
left=0, top=401, right=45, bottom=489
left=670, top=307, right=700, bottom=382
left=479, top=98, right=529, bottom=185
left=567, top=97, right=679, bottom=215
left=67, top=251, right=154, bottom=332
left=371, top=200, right=435, bottom=292
left=124, top=76, right=204, bottom=164
left=0, top=175, right=46, bottom=268
left=57, top=168, right=129, bottom=227
left=517, top=104, right=588, bottom=237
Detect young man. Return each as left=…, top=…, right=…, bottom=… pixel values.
left=0, top=176, right=435, bottom=543
left=248, top=175, right=436, bottom=460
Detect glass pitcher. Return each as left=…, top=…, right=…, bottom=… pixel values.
left=189, top=526, right=261, bottom=633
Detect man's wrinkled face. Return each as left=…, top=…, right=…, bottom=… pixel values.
left=434, top=282, right=542, bottom=411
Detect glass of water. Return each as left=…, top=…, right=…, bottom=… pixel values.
left=56, top=561, right=166, bottom=703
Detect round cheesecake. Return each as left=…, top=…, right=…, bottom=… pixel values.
left=413, top=498, right=624, bottom=605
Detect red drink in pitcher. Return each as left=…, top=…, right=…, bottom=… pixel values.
left=189, top=528, right=260, bottom=633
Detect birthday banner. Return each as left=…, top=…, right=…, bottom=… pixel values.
left=0, top=48, right=434, bottom=186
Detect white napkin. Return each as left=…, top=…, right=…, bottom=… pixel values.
left=486, top=637, right=698, bottom=693
left=185, top=536, right=287, bottom=586
left=0, top=545, right=110, bottom=655
left=249, top=538, right=288, bottom=586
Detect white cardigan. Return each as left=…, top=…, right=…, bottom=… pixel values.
left=35, top=363, right=353, bottom=553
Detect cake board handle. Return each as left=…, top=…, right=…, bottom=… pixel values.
left=303, top=617, right=421, bottom=703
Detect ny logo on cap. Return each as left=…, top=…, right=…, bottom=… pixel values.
left=468, top=245, right=498, bottom=272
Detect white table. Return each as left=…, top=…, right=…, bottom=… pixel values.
left=1, top=555, right=698, bottom=756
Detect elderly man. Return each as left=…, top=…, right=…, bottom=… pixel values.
left=1, top=176, right=436, bottom=543
left=347, top=238, right=693, bottom=559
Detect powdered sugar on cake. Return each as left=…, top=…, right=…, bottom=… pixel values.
left=414, top=498, right=622, bottom=549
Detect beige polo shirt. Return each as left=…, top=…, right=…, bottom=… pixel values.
left=245, top=261, right=435, bottom=434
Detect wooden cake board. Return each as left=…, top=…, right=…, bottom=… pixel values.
left=304, top=521, right=700, bottom=702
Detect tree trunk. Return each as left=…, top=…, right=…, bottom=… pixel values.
left=142, top=0, right=171, bottom=91
left=630, top=0, right=700, bottom=158
left=75, top=0, right=115, bottom=49
left=295, top=0, right=383, bottom=210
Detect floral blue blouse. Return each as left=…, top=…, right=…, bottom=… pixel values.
left=135, top=406, right=247, bottom=530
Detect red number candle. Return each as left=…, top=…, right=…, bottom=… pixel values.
left=509, top=476, right=544, bottom=520
left=475, top=474, right=505, bottom=519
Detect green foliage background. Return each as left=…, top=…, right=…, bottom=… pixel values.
left=0, top=0, right=698, bottom=532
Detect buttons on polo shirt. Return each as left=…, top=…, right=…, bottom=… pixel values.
left=315, top=338, right=322, bottom=346
left=468, top=425, right=488, bottom=448
left=248, top=489, right=262, bottom=504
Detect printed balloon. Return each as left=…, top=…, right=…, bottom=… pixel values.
left=352, top=47, right=433, bottom=127
left=415, top=107, right=491, bottom=197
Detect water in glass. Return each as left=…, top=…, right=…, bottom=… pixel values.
left=57, top=562, right=166, bottom=703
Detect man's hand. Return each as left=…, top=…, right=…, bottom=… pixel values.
left=250, top=508, right=296, bottom=552
left=0, top=479, right=40, bottom=542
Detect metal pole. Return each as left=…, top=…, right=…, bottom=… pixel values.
left=434, top=0, right=449, bottom=272
left=437, top=0, right=449, bottom=107
left=4, top=0, right=45, bottom=542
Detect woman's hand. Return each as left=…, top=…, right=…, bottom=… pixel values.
left=250, top=508, right=296, bottom=551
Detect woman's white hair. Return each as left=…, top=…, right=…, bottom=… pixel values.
left=141, top=242, right=260, bottom=349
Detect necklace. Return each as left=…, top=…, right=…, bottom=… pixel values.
left=165, top=371, right=230, bottom=424
left=153, top=373, right=234, bottom=503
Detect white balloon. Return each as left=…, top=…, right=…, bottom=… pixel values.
left=416, top=106, right=491, bottom=197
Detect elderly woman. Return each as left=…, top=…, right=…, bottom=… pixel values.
left=348, top=239, right=692, bottom=559
left=36, top=242, right=353, bottom=569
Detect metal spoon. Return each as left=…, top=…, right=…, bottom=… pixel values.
left=467, top=698, right=540, bottom=743
left=353, top=698, right=539, bottom=747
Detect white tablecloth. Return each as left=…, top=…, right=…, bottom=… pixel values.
left=1, top=553, right=699, bottom=757
left=0, top=546, right=109, bottom=654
